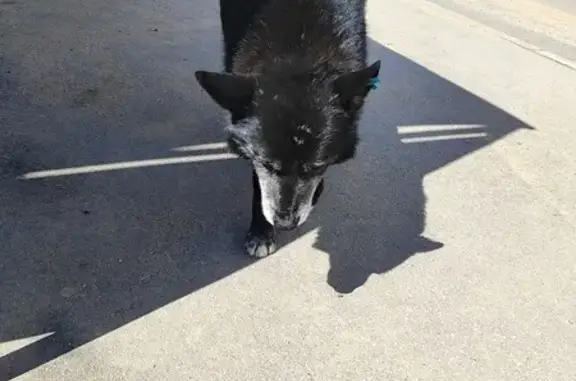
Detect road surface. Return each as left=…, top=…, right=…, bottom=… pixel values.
left=1, top=0, right=575, bottom=380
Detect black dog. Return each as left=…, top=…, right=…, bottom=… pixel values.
left=195, top=0, right=380, bottom=257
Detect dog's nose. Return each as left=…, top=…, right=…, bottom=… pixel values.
left=274, top=212, right=298, bottom=230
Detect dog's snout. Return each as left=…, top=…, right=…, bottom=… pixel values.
left=274, top=211, right=299, bottom=230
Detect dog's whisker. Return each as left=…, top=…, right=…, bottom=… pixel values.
left=20, top=153, right=238, bottom=180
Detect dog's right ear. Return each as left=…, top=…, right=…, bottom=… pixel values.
left=195, top=71, right=256, bottom=112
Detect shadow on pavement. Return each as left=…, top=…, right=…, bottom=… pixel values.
left=307, top=40, right=532, bottom=293
left=0, top=2, right=531, bottom=378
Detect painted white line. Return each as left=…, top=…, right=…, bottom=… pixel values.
left=20, top=153, right=238, bottom=179
left=401, top=132, right=487, bottom=143
left=414, top=0, right=576, bottom=71
left=398, top=124, right=485, bottom=134
left=499, top=33, right=576, bottom=71
left=0, top=332, right=54, bottom=357
left=171, top=142, right=228, bottom=152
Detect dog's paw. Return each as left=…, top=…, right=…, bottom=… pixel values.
left=245, top=229, right=277, bottom=258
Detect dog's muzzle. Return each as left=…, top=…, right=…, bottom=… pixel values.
left=273, top=211, right=300, bottom=230
left=254, top=163, right=324, bottom=230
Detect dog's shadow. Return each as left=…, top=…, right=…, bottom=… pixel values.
left=303, top=41, right=531, bottom=293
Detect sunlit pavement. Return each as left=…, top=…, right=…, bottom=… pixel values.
left=1, top=0, right=575, bottom=380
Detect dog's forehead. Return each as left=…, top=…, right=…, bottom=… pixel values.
left=256, top=71, right=332, bottom=107
left=255, top=83, right=329, bottom=134
left=247, top=77, right=342, bottom=168
left=255, top=115, right=329, bottom=171
left=256, top=96, right=325, bottom=153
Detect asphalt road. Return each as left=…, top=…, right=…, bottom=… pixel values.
left=1, top=0, right=575, bottom=380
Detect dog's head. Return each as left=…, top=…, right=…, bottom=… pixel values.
left=195, top=61, right=380, bottom=229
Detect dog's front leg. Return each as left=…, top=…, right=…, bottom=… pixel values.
left=245, top=169, right=277, bottom=258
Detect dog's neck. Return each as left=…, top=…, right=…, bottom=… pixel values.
left=231, top=0, right=367, bottom=77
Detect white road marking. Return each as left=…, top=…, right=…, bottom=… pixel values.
left=20, top=153, right=237, bottom=179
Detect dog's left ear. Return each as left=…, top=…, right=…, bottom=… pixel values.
left=195, top=71, right=256, bottom=112
left=333, top=60, right=381, bottom=111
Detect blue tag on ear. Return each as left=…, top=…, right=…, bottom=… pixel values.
left=369, top=77, right=381, bottom=90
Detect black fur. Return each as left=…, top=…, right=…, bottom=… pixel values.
left=196, top=0, right=380, bottom=257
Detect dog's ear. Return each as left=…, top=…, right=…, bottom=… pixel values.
left=333, top=60, right=381, bottom=111
left=195, top=71, right=256, bottom=112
